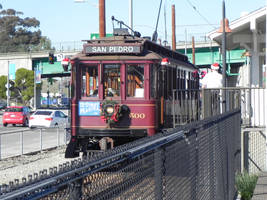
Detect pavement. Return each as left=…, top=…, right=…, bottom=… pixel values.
left=251, top=172, right=267, bottom=200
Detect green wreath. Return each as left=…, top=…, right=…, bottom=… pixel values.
left=100, top=100, right=123, bottom=127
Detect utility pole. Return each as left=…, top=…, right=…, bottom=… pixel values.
left=171, top=5, right=176, bottom=51
left=99, top=0, right=106, bottom=38
left=222, top=0, right=226, bottom=88
left=222, top=0, right=227, bottom=112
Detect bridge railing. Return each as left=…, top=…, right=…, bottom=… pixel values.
left=0, top=110, right=241, bottom=200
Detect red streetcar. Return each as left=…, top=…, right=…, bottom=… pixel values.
left=65, top=29, right=198, bottom=158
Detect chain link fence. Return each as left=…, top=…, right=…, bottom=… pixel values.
left=0, top=109, right=241, bottom=200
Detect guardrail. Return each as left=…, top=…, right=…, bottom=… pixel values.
left=0, top=127, right=70, bottom=160
left=0, top=109, right=241, bottom=200
left=202, top=87, right=265, bottom=127
left=172, top=87, right=265, bottom=128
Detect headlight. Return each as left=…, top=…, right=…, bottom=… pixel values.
left=106, top=106, right=114, bottom=114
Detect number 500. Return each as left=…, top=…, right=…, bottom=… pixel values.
left=130, top=113, right=146, bottom=119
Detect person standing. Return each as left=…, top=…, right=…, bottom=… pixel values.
left=201, top=63, right=223, bottom=89
left=201, top=63, right=223, bottom=117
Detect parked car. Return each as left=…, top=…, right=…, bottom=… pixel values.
left=0, top=102, right=7, bottom=110
left=29, top=110, right=68, bottom=128
left=2, top=106, right=31, bottom=127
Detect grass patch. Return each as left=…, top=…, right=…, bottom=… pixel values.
left=235, top=171, right=258, bottom=200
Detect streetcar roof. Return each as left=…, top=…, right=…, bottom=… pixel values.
left=71, top=35, right=197, bottom=70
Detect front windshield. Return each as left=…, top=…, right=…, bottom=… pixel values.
left=6, top=108, right=23, bottom=112
left=127, top=64, right=144, bottom=98
left=103, top=64, right=120, bottom=98
left=81, top=65, right=98, bottom=97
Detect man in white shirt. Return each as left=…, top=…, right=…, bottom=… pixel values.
left=201, top=63, right=223, bottom=116
left=201, top=63, right=223, bottom=89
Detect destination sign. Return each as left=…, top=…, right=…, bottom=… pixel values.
left=85, top=45, right=141, bottom=54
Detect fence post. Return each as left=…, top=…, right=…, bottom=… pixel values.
left=20, top=131, right=24, bottom=155
left=0, top=134, right=1, bottom=160
left=69, top=178, right=83, bottom=200
left=154, top=148, right=163, bottom=200
left=64, top=128, right=67, bottom=144
left=202, top=89, right=211, bottom=118
left=57, top=127, right=60, bottom=146
left=241, top=130, right=244, bottom=172
left=40, top=129, right=43, bottom=151
left=191, top=129, right=198, bottom=200
left=172, top=90, right=175, bottom=128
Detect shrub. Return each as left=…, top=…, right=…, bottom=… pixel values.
left=235, top=171, right=258, bottom=200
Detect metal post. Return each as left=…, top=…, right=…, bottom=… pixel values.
left=265, top=0, right=267, bottom=171
left=171, top=5, right=176, bottom=51
left=0, top=135, right=2, bottom=160
left=154, top=149, right=163, bottom=200
left=129, top=0, right=133, bottom=33
left=172, top=90, right=175, bottom=128
left=40, top=129, right=43, bottom=151
left=57, top=127, right=60, bottom=146
left=34, top=68, right=36, bottom=110
left=222, top=0, right=227, bottom=112
left=47, top=90, right=50, bottom=108
left=20, top=131, right=24, bottom=155
left=7, top=61, right=10, bottom=107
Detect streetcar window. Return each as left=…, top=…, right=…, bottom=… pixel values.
left=81, top=66, right=98, bottom=97
left=150, top=64, right=157, bottom=98
left=103, top=64, right=120, bottom=97
left=167, top=67, right=172, bottom=98
left=127, top=64, right=144, bottom=98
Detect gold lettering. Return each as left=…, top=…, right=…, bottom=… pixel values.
left=130, top=113, right=146, bottom=119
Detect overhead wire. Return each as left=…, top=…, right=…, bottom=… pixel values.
left=185, top=0, right=217, bottom=29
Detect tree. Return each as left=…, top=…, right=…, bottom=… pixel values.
left=0, top=6, right=53, bottom=53
left=0, top=75, right=7, bottom=99
left=13, top=68, right=36, bottom=105
left=0, top=69, right=41, bottom=106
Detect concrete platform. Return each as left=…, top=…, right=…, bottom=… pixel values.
left=252, top=172, right=267, bottom=200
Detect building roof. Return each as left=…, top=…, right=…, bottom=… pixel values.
left=207, top=6, right=266, bottom=50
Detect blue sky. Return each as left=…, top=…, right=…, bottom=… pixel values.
left=1, top=0, right=266, bottom=45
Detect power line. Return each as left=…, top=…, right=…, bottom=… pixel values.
left=185, top=0, right=217, bottom=29
left=176, top=24, right=219, bottom=27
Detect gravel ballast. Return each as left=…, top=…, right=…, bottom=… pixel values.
left=0, top=146, right=79, bottom=185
